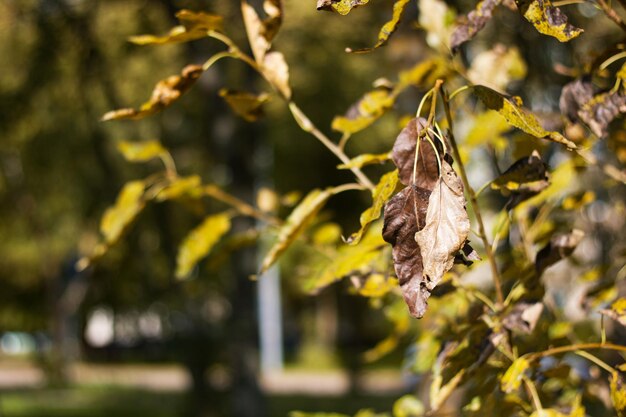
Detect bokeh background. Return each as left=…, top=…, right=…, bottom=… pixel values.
left=1, top=0, right=625, bottom=416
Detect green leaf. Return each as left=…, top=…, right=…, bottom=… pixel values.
left=347, top=170, right=398, bottom=244
left=337, top=153, right=390, bottom=170
left=501, top=356, right=530, bottom=393
left=176, top=212, right=232, bottom=279
left=316, top=0, right=369, bottom=15
left=474, top=85, right=576, bottom=149
left=117, top=140, right=166, bottom=163
left=219, top=89, right=269, bottom=122
left=129, top=10, right=223, bottom=45
left=156, top=175, right=203, bottom=201
left=100, top=180, right=146, bottom=245
left=260, top=188, right=334, bottom=272
left=515, top=0, right=582, bottom=42
left=393, top=395, right=425, bottom=417
left=102, top=65, right=204, bottom=121
left=331, top=89, right=395, bottom=135
left=347, top=0, right=411, bottom=53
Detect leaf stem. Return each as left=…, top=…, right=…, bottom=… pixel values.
left=441, top=84, right=505, bottom=307
left=523, top=376, right=543, bottom=412
left=204, top=185, right=281, bottom=226
left=596, top=0, right=626, bottom=32
left=531, top=342, right=626, bottom=359
left=574, top=349, right=616, bottom=373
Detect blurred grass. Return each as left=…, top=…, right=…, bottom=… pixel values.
left=0, top=386, right=397, bottom=417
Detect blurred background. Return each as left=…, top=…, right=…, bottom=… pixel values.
left=1, top=0, right=625, bottom=416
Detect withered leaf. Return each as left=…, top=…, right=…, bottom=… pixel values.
left=317, top=0, right=370, bottom=15
left=241, top=0, right=283, bottom=63
left=502, top=301, right=544, bottom=334
left=331, top=88, right=395, bottom=135
left=382, top=185, right=431, bottom=318
left=474, top=85, right=576, bottom=149
left=391, top=117, right=440, bottom=186
left=492, top=150, right=550, bottom=209
left=219, top=89, right=269, bottom=122
left=515, top=0, right=583, bottom=42
left=415, top=161, right=470, bottom=289
left=579, top=91, right=626, bottom=138
left=347, top=0, right=411, bottom=53
left=102, top=65, right=203, bottom=121
left=559, top=78, right=595, bottom=123
left=450, top=0, right=501, bottom=51
left=262, top=51, right=292, bottom=100
left=129, top=10, right=223, bottom=45
left=535, top=229, right=584, bottom=275
left=347, top=170, right=399, bottom=245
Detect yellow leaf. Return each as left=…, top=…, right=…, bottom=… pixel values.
left=129, top=10, right=223, bottom=45
left=312, top=223, right=343, bottom=246
left=102, top=65, right=204, bottom=121
left=331, top=89, right=395, bottom=135
left=501, top=356, right=530, bottom=393
left=347, top=170, right=398, bottom=244
left=100, top=181, right=146, bottom=245
left=337, top=153, right=390, bottom=170
left=561, top=190, right=595, bottom=210
left=219, top=89, right=269, bottom=122
left=474, top=85, right=576, bottom=149
left=600, top=297, right=626, bottom=326
left=156, top=175, right=203, bottom=201
left=317, top=0, right=370, bottom=15
left=117, top=140, right=166, bottom=163
left=515, top=0, right=582, bottom=42
left=396, top=58, right=449, bottom=91
left=176, top=212, right=232, bottom=279
left=569, top=395, right=585, bottom=417
left=465, top=111, right=511, bottom=150
left=356, top=274, right=398, bottom=298
left=393, top=395, right=425, bottom=417
left=467, top=45, right=527, bottom=92
left=260, top=188, right=334, bottom=272
left=347, top=0, right=411, bottom=53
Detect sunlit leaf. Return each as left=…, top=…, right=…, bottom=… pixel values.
left=219, top=89, right=270, bottom=122
left=354, top=273, right=398, bottom=298
left=465, top=111, right=511, bottom=150
left=611, top=371, right=626, bottom=417
left=578, top=91, right=626, bottom=138
left=467, top=45, right=527, bottom=92
left=129, top=10, right=223, bottom=45
left=261, top=188, right=334, bottom=272
left=102, top=65, right=204, bottom=121
left=175, top=212, right=232, bottom=279
left=535, top=229, right=584, bottom=275
left=156, top=175, right=203, bottom=201
left=262, top=51, right=292, bottom=99
left=501, top=356, right=530, bottom=393
left=492, top=151, right=550, bottom=208
left=313, top=223, right=343, bottom=245
left=347, top=0, right=410, bottom=53
left=100, top=180, right=146, bottom=245
left=396, top=58, right=449, bottom=91
left=257, top=187, right=280, bottom=213
left=474, top=85, right=576, bottom=149
left=450, top=0, right=501, bottom=51
left=391, top=117, right=438, bottom=186
left=600, top=297, right=626, bottom=326
left=561, top=190, right=595, bottom=210
left=515, top=0, right=582, bottom=42
left=116, top=140, right=167, bottom=163
left=393, top=395, right=425, bottom=417
left=347, top=170, right=398, bottom=245
left=316, top=0, right=369, bottom=15
left=337, top=153, right=391, bottom=170
left=418, top=0, right=456, bottom=51
left=331, top=89, right=395, bottom=135
left=241, top=0, right=283, bottom=61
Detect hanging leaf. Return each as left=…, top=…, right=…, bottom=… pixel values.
left=578, top=91, right=626, bottom=138
left=337, top=153, right=390, bottom=170
left=175, top=212, right=232, bottom=279
left=450, top=0, right=501, bottom=51
left=600, top=298, right=626, bottom=326
left=261, top=188, right=334, bottom=272
left=262, top=51, right=292, bottom=99
left=116, top=140, right=167, bottom=163
left=535, top=229, right=584, bottom=275
left=241, top=0, right=283, bottom=62
left=331, top=89, right=395, bottom=135
left=612, top=371, right=626, bottom=417
left=515, top=0, right=583, bottom=42
left=392, top=395, right=425, bottom=417
left=474, top=85, right=576, bottom=149
left=501, top=356, right=530, bottom=393
left=156, top=175, right=203, bottom=201
left=492, top=151, right=549, bottom=193
left=100, top=180, right=146, bottom=244
left=347, top=170, right=399, bottom=245
left=102, top=65, right=204, bottom=121
left=415, top=161, right=470, bottom=290
left=219, top=89, right=270, bottom=122
left=391, top=117, right=439, bottom=186
left=467, top=44, right=527, bottom=92
left=129, top=10, right=223, bottom=45
left=316, top=0, right=370, bottom=15
left=347, top=0, right=411, bottom=53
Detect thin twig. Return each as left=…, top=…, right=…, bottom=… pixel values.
left=441, top=84, right=505, bottom=307
left=596, top=0, right=626, bottom=32
left=530, top=342, right=626, bottom=359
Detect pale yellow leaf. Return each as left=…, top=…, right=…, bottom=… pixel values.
left=117, top=140, right=166, bottom=163
left=100, top=181, right=146, bottom=244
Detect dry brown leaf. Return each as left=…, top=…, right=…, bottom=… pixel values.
left=391, top=117, right=440, bottom=186
left=450, top=0, right=501, bottom=51
left=535, top=229, right=584, bottom=275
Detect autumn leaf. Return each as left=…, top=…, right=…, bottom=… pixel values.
left=347, top=170, right=399, bottom=245
left=474, top=85, right=576, bottom=149
left=515, top=0, right=582, bottom=42
left=102, top=65, right=204, bottom=121
left=241, top=0, right=283, bottom=62
left=600, top=298, right=626, bottom=326
left=156, top=175, right=203, bottom=201
left=415, top=161, right=470, bottom=289
left=392, top=395, right=425, bottom=417
left=347, top=0, right=410, bottom=53
left=129, top=10, right=223, bottom=45
left=578, top=91, right=626, bottom=138
left=316, top=0, right=369, bottom=15
left=353, top=274, right=398, bottom=298
left=467, top=44, right=527, bottom=92
left=535, top=229, right=584, bottom=275
left=331, top=89, right=395, bottom=135
left=219, top=89, right=269, bottom=122
left=502, top=301, right=544, bottom=334
left=176, top=212, right=232, bottom=279
left=337, top=153, right=390, bottom=170
left=262, top=51, right=291, bottom=99
left=492, top=150, right=550, bottom=209
left=391, top=117, right=440, bottom=186
left=611, top=371, right=626, bottom=417
left=396, top=58, right=449, bottom=91
left=116, top=140, right=167, bottom=163
left=100, top=180, right=146, bottom=245
left=559, top=78, right=595, bottom=123
left=450, top=0, right=501, bottom=51
left=501, top=356, right=530, bottom=393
